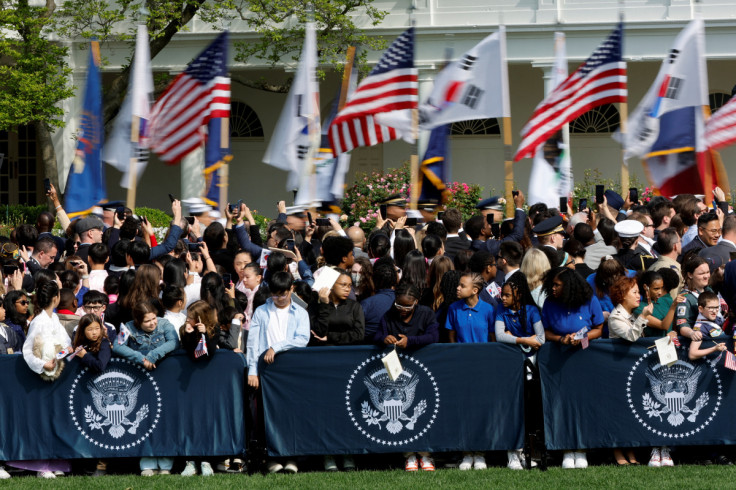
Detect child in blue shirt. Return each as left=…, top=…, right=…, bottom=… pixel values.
left=494, top=272, right=544, bottom=358
left=446, top=273, right=494, bottom=344
left=445, top=272, right=493, bottom=471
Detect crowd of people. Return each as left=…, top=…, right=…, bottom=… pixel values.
left=1, top=181, right=736, bottom=478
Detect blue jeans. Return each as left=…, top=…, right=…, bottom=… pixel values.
left=140, top=457, right=174, bottom=471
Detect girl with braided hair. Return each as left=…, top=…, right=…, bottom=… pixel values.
left=495, top=271, right=544, bottom=357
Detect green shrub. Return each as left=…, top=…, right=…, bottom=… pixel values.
left=0, top=204, right=47, bottom=228
left=134, top=207, right=173, bottom=228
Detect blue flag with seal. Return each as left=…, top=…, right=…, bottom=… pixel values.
left=417, top=124, right=451, bottom=204
left=203, top=117, right=233, bottom=208
left=66, top=42, right=106, bottom=218
left=538, top=338, right=736, bottom=450
left=260, top=344, right=525, bottom=456
left=0, top=352, right=246, bottom=460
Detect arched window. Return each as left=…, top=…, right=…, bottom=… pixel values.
left=570, top=103, right=620, bottom=134
left=230, top=101, right=264, bottom=138
left=450, top=118, right=500, bottom=136
left=709, top=92, right=731, bottom=114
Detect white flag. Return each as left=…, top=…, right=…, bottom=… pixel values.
left=102, top=24, right=153, bottom=189
left=617, top=18, right=708, bottom=161
left=528, top=32, right=573, bottom=208
left=262, top=22, right=320, bottom=191
left=375, top=28, right=510, bottom=133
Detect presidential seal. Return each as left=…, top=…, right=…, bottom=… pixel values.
left=69, top=358, right=162, bottom=450
left=627, top=347, right=722, bottom=439
left=345, top=352, right=439, bottom=446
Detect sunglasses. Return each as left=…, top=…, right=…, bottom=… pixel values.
left=16, top=300, right=29, bottom=306
left=394, top=301, right=417, bottom=312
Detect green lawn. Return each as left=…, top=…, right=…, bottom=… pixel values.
left=2, top=466, right=736, bottom=489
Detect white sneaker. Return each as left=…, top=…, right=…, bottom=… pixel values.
left=158, top=470, right=171, bottom=475
left=216, top=459, right=230, bottom=472
left=267, top=461, right=283, bottom=474
left=141, top=469, right=156, bottom=477
left=37, top=471, right=55, bottom=479
left=574, top=452, right=588, bottom=469
left=648, top=448, right=661, bottom=467
left=562, top=451, right=576, bottom=469
left=459, top=454, right=473, bottom=471
left=473, top=454, right=487, bottom=470
left=324, top=456, right=338, bottom=472
left=405, top=455, right=418, bottom=472
left=660, top=447, right=674, bottom=467
left=201, top=462, right=214, bottom=476
left=0, top=467, right=10, bottom=479
left=420, top=456, right=435, bottom=471
left=282, top=461, right=298, bottom=473
left=507, top=450, right=523, bottom=470
left=181, top=461, right=197, bottom=476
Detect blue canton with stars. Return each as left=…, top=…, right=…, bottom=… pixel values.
left=369, top=27, right=415, bottom=76
left=578, top=22, right=623, bottom=75
left=184, top=31, right=229, bottom=81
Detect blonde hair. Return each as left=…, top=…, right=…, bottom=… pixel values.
left=521, top=248, right=551, bottom=290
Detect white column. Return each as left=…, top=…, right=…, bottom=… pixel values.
left=181, top=146, right=205, bottom=200
left=531, top=60, right=555, bottom=95
left=417, top=67, right=436, bottom=158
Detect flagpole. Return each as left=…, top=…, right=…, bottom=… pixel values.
left=618, top=7, right=629, bottom=196
left=408, top=15, right=419, bottom=211
left=219, top=117, right=229, bottom=214
left=127, top=117, right=139, bottom=209
left=500, top=19, right=513, bottom=219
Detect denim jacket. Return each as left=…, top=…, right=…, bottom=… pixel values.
left=246, top=298, right=309, bottom=376
left=113, top=317, right=180, bottom=365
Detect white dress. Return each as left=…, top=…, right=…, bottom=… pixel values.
left=22, top=309, right=72, bottom=376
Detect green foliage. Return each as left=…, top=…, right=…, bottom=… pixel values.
left=133, top=206, right=172, bottom=228
left=0, top=1, right=74, bottom=131
left=571, top=168, right=651, bottom=211
left=341, top=162, right=483, bottom=232
left=0, top=204, right=47, bottom=227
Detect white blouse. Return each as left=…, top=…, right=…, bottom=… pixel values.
left=22, top=310, right=72, bottom=374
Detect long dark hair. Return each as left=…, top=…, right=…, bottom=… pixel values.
left=73, top=314, right=109, bottom=352
left=3, top=290, right=30, bottom=328
left=162, top=258, right=188, bottom=289
left=402, top=250, right=428, bottom=291
left=393, top=229, right=416, bottom=269
left=542, top=267, right=593, bottom=309
left=35, top=281, right=60, bottom=310
left=504, top=271, right=538, bottom=336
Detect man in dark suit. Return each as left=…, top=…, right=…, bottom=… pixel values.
left=441, top=208, right=470, bottom=260
left=700, top=214, right=736, bottom=266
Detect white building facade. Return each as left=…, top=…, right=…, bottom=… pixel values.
left=4, top=0, right=736, bottom=213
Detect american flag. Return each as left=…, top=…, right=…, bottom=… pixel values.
left=148, top=32, right=230, bottom=164
left=194, top=333, right=209, bottom=359
left=705, top=96, right=736, bottom=150
left=514, top=23, right=627, bottom=162
left=328, top=28, right=417, bottom=156
left=725, top=351, right=736, bottom=371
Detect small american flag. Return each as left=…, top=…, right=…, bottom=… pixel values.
left=580, top=334, right=589, bottom=350
left=194, top=334, right=209, bottom=359
left=328, top=28, right=417, bottom=156
left=725, top=351, right=736, bottom=371
left=148, top=32, right=230, bottom=164
left=514, top=23, right=627, bottom=161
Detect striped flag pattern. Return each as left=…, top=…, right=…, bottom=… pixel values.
left=194, top=334, right=209, bottom=359
left=725, top=351, right=736, bottom=371
left=705, top=96, right=736, bottom=150
left=148, top=32, right=230, bottom=164
left=514, top=23, right=627, bottom=162
left=328, top=28, right=417, bottom=156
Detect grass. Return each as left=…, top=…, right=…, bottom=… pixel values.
left=2, top=466, right=736, bottom=489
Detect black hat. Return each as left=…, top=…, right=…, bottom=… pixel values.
left=378, top=194, right=407, bottom=208
left=476, top=196, right=504, bottom=211
left=532, top=215, right=565, bottom=237
left=101, top=200, right=125, bottom=211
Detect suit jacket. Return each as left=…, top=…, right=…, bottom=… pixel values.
left=699, top=240, right=736, bottom=268
left=444, top=233, right=471, bottom=259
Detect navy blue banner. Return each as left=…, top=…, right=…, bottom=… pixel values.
left=538, top=338, right=736, bottom=450
left=260, top=344, right=526, bottom=456
left=0, top=351, right=246, bottom=460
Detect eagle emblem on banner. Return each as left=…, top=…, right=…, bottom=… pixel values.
left=85, top=369, right=149, bottom=439
left=362, top=368, right=426, bottom=434
left=642, top=360, right=708, bottom=427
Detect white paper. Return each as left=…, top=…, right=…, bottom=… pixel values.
left=312, top=266, right=340, bottom=292
left=573, top=327, right=589, bottom=340
left=655, top=336, right=679, bottom=367
left=382, top=349, right=403, bottom=381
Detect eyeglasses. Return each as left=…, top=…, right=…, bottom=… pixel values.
left=16, top=300, right=29, bottom=306
left=84, top=305, right=104, bottom=311
left=703, top=228, right=722, bottom=234
left=334, top=282, right=352, bottom=289
left=704, top=306, right=720, bottom=311
left=272, top=292, right=290, bottom=299
left=394, top=301, right=417, bottom=312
